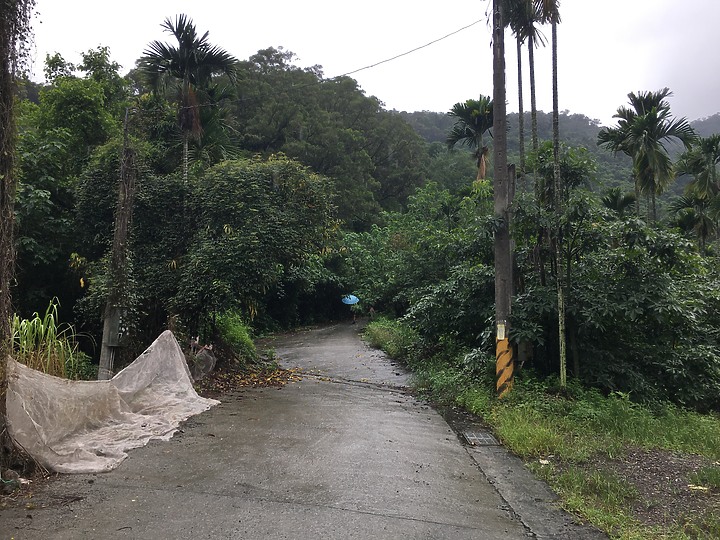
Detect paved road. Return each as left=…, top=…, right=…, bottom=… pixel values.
left=2, top=322, right=606, bottom=539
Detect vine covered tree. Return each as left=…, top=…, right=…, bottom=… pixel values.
left=1, top=0, right=36, bottom=463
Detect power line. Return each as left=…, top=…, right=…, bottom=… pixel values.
left=174, top=18, right=484, bottom=110
left=334, top=18, right=484, bottom=79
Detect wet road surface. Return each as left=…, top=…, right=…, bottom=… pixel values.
left=2, top=322, right=606, bottom=539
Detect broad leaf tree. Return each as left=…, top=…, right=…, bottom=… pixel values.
left=172, top=155, right=336, bottom=333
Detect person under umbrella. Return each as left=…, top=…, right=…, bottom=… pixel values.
left=341, top=294, right=359, bottom=324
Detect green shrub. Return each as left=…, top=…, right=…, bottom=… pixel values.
left=363, top=317, right=419, bottom=364
left=65, top=351, right=98, bottom=380
left=215, top=311, right=257, bottom=362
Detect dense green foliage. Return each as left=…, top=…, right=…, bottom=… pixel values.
left=346, top=134, right=720, bottom=409
left=173, top=156, right=336, bottom=331
left=12, top=35, right=431, bottom=359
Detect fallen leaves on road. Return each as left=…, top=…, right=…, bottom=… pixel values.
left=194, top=364, right=303, bottom=398
left=234, top=368, right=303, bottom=388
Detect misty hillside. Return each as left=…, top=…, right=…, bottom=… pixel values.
left=400, top=109, right=720, bottom=192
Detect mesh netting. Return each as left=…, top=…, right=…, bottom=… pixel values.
left=6, top=330, right=219, bottom=473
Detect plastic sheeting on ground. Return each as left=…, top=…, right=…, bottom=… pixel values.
left=6, top=330, right=219, bottom=474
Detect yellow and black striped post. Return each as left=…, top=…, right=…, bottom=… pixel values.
left=495, top=322, right=513, bottom=398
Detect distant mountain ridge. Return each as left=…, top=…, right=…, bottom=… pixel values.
left=399, top=110, right=720, bottom=190
left=692, top=113, right=720, bottom=136
left=399, top=110, right=720, bottom=147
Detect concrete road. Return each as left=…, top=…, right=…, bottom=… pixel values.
left=2, top=322, right=606, bottom=539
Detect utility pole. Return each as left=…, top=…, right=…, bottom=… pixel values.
left=493, top=0, right=514, bottom=398
left=98, top=109, right=137, bottom=380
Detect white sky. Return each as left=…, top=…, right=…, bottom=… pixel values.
left=29, top=0, right=720, bottom=127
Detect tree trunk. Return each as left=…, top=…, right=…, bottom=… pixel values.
left=566, top=245, right=580, bottom=378
left=517, top=35, right=526, bottom=189
left=493, top=0, right=513, bottom=397
left=476, top=133, right=486, bottom=181
left=551, top=20, right=566, bottom=388
left=98, top=109, right=137, bottom=380
left=183, top=134, right=189, bottom=184
left=528, top=35, right=539, bottom=153
left=1, top=0, right=33, bottom=465
left=651, top=189, right=657, bottom=222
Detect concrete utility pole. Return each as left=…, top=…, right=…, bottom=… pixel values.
left=98, top=109, right=136, bottom=380
left=492, top=0, right=514, bottom=397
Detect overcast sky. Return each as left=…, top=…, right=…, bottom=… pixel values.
left=29, top=0, right=720, bottom=127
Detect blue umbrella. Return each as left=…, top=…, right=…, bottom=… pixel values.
left=341, top=294, right=359, bottom=305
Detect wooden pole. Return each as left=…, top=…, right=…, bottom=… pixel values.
left=493, top=0, right=514, bottom=397
left=98, top=109, right=137, bottom=379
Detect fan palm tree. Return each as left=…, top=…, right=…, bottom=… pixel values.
left=140, top=14, right=237, bottom=181
left=446, top=96, right=493, bottom=181
left=598, top=88, right=696, bottom=221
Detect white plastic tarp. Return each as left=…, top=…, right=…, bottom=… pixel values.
left=6, top=330, right=219, bottom=473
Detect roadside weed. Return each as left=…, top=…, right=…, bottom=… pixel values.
left=11, top=298, right=89, bottom=379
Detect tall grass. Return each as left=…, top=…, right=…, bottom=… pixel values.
left=363, top=316, right=418, bottom=364
left=11, top=298, right=91, bottom=379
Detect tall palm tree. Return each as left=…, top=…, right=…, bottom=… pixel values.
left=598, top=88, right=696, bottom=221
left=670, top=196, right=716, bottom=252
left=446, top=96, right=494, bottom=180
left=505, top=0, right=528, bottom=181
left=677, top=134, right=720, bottom=200
left=506, top=0, right=546, bottom=157
left=675, top=135, right=720, bottom=251
left=140, top=14, right=237, bottom=181
left=543, top=0, right=567, bottom=386
left=601, top=187, right=636, bottom=218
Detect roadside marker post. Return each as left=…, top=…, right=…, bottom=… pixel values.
left=496, top=321, right=513, bottom=398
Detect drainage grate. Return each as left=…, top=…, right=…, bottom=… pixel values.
left=462, top=430, right=499, bottom=446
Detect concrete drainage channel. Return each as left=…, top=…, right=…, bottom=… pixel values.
left=462, top=430, right=500, bottom=447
